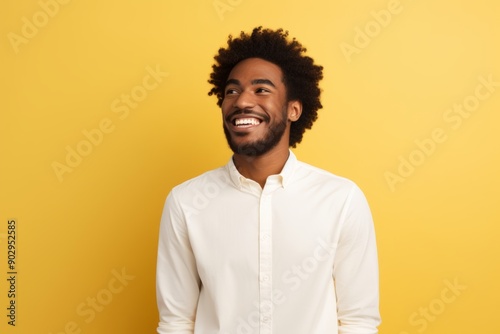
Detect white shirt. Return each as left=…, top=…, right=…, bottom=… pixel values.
left=156, top=151, right=380, bottom=334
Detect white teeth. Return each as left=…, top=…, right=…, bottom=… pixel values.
left=235, top=118, right=261, bottom=126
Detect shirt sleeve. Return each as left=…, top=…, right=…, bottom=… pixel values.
left=156, top=189, right=201, bottom=334
left=333, top=184, right=381, bottom=334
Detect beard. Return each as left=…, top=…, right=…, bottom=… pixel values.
left=223, top=108, right=288, bottom=157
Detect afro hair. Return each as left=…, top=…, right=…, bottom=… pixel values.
left=208, top=27, right=323, bottom=147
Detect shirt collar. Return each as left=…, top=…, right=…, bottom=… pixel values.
left=225, top=150, right=297, bottom=190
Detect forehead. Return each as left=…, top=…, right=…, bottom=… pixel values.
left=227, top=58, right=284, bottom=84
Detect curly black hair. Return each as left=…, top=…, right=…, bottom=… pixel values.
left=208, top=27, right=323, bottom=147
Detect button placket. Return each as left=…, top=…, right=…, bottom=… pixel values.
left=259, top=191, right=273, bottom=334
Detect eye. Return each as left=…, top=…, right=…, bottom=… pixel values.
left=225, top=88, right=238, bottom=95
left=256, top=87, right=270, bottom=94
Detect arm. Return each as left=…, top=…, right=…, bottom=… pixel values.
left=156, top=190, right=201, bottom=334
left=333, top=185, right=381, bottom=334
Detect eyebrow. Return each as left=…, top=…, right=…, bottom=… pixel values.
left=225, top=78, right=276, bottom=88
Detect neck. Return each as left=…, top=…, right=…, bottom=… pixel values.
left=233, top=147, right=290, bottom=188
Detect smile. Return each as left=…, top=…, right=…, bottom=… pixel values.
left=233, top=117, right=262, bottom=127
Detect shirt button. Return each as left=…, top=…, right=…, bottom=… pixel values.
left=261, top=275, right=270, bottom=281
left=261, top=234, right=270, bottom=240
left=262, top=316, right=270, bottom=323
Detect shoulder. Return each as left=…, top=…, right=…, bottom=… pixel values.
left=294, top=160, right=373, bottom=221
left=168, top=165, right=231, bottom=201
left=294, top=160, right=358, bottom=192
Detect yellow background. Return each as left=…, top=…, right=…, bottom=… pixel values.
left=1, top=0, right=499, bottom=333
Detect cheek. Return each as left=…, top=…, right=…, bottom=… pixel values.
left=221, top=97, right=234, bottom=111
left=221, top=101, right=231, bottom=117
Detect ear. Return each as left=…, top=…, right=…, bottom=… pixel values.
left=287, top=100, right=302, bottom=122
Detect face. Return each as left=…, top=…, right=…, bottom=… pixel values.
left=221, top=58, right=301, bottom=157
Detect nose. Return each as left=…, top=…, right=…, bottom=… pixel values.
left=233, top=90, right=255, bottom=110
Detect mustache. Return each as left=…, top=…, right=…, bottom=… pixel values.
left=225, top=109, right=270, bottom=123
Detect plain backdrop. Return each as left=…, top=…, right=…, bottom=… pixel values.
left=1, top=0, right=499, bottom=333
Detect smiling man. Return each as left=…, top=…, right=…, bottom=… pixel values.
left=156, top=27, right=380, bottom=334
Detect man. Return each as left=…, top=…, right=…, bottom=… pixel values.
left=156, top=27, right=380, bottom=334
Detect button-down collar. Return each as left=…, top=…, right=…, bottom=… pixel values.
left=226, top=150, right=297, bottom=194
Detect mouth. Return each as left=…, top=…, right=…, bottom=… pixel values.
left=227, top=112, right=267, bottom=131
left=232, top=117, right=262, bottom=128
